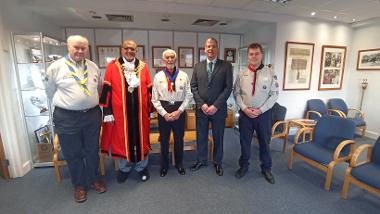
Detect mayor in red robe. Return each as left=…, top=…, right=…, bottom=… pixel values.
left=100, top=40, right=152, bottom=182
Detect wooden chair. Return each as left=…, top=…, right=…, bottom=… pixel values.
left=288, top=116, right=356, bottom=191
left=53, top=133, right=105, bottom=183
left=341, top=137, right=380, bottom=199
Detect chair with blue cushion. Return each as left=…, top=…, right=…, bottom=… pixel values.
left=305, top=99, right=333, bottom=121
left=341, top=137, right=380, bottom=199
left=327, top=98, right=366, bottom=137
left=271, top=103, right=289, bottom=152
left=288, top=116, right=356, bottom=191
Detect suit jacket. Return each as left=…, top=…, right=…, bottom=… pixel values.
left=190, top=59, right=233, bottom=119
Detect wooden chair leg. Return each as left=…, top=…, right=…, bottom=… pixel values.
left=172, top=149, right=176, bottom=166
left=54, top=164, right=62, bottom=183
left=325, top=164, right=335, bottom=191
left=341, top=168, right=352, bottom=199
left=288, top=146, right=295, bottom=170
left=99, top=154, right=105, bottom=176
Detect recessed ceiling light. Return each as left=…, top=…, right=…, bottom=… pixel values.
left=333, top=16, right=337, bottom=19
left=352, top=18, right=356, bottom=22
left=311, top=11, right=316, bottom=16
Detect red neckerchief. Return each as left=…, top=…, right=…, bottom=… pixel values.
left=248, top=64, right=257, bottom=96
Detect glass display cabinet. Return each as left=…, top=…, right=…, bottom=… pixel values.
left=11, top=32, right=66, bottom=166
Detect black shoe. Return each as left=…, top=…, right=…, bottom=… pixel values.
left=177, top=167, right=186, bottom=175
left=190, top=162, right=206, bottom=171
left=261, top=171, right=275, bottom=184
left=116, top=170, right=129, bottom=183
left=214, top=164, right=223, bottom=176
left=235, top=168, right=248, bottom=179
left=139, top=168, right=150, bottom=182
left=160, top=168, right=168, bottom=177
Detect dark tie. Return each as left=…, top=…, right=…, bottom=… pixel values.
left=208, top=62, right=213, bottom=83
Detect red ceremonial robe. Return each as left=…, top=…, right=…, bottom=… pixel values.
left=100, top=57, right=152, bottom=162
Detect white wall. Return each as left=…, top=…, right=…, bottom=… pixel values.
left=345, top=21, right=380, bottom=138
left=244, top=18, right=353, bottom=122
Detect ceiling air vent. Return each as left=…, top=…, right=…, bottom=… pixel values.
left=105, top=14, right=134, bottom=22
left=192, top=19, right=219, bottom=26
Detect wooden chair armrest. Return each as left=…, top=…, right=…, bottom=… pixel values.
left=53, top=134, right=59, bottom=153
left=349, top=144, right=373, bottom=167
left=293, top=127, right=313, bottom=145
left=271, top=121, right=288, bottom=137
left=348, top=108, right=364, bottom=119
left=306, top=111, right=321, bottom=119
left=333, top=140, right=355, bottom=160
left=328, top=109, right=346, bottom=118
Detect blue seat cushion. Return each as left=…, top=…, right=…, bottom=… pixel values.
left=294, top=142, right=333, bottom=165
left=348, top=117, right=366, bottom=127
left=351, top=163, right=380, bottom=190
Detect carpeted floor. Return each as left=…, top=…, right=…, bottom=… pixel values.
left=0, top=129, right=379, bottom=214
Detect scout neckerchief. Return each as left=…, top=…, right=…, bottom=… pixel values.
left=65, top=55, right=91, bottom=96
left=163, top=67, right=179, bottom=92
left=248, top=64, right=257, bottom=96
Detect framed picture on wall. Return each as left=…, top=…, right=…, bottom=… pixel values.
left=152, top=46, right=170, bottom=68
left=136, top=45, right=145, bottom=62
left=357, top=48, right=380, bottom=70
left=97, top=46, right=121, bottom=68
left=198, top=48, right=206, bottom=62
left=224, top=48, right=236, bottom=63
left=85, top=45, right=92, bottom=60
left=318, top=45, right=347, bottom=90
left=178, top=47, right=194, bottom=68
left=283, top=41, right=315, bottom=90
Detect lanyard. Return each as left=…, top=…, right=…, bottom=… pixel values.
left=65, top=55, right=91, bottom=96
left=163, top=67, right=179, bottom=92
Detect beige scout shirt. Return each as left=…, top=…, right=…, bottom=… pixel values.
left=233, top=65, right=279, bottom=113
left=152, top=69, right=193, bottom=117
left=46, top=56, right=102, bottom=110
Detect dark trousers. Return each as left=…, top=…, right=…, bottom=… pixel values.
left=53, top=106, right=102, bottom=188
left=238, top=109, right=272, bottom=172
left=158, top=101, right=185, bottom=169
left=196, top=110, right=226, bottom=165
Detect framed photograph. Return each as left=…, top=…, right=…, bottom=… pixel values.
left=178, top=47, right=194, bottom=68
left=136, top=45, right=145, bottom=62
left=152, top=46, right=170, bottom=68
left=318, top=45, right=347, bottom=90
left=283, top=41, right=315, bottom=90
left=357, top=48, right=380, bottom=70
left=224, top=48, right=236, bottom=63
left=198, top=48, right=206, bottom=62
left=97, top=46, right=121, bottom=68
left=85, top=45, right=92, bottom=60
left=34, top=125, right=51, bottom=144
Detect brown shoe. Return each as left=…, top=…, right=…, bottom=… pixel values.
left=74, top=187, right=87, bottom=203
left=90, top=180, right=107, bottom=194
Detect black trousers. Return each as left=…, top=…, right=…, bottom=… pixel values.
left=238, top=108, right=272, bottom=172
left=53, top=106, right=102, bottom=188
left=158, top=101, right=185, bottom=169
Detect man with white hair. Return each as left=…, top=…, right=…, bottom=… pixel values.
left=46, top=35, right=106, bottom=203
left=152, top=49, right=193, bottom=177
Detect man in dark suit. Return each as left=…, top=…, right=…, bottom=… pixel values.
left=190, top=37, right=233, bottom=176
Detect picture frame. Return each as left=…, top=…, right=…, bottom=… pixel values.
left=357, top=48, right=380, bottom=70
left=198, top=47, right=206, bottom=62
left=224, top=48, right=236, bottom=63
left=178, top=47, right=194, bottom=68
left=136, top=45, right=145, bottom=62
left=152, top=46, right=171, bottom=68
left=34, top=125, right=51, bottom=144
left=97, top=46, right=121, bottom=68
left=283, top=41, right=315, bottom=90
left=318, top=45, right=347, bottom=90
